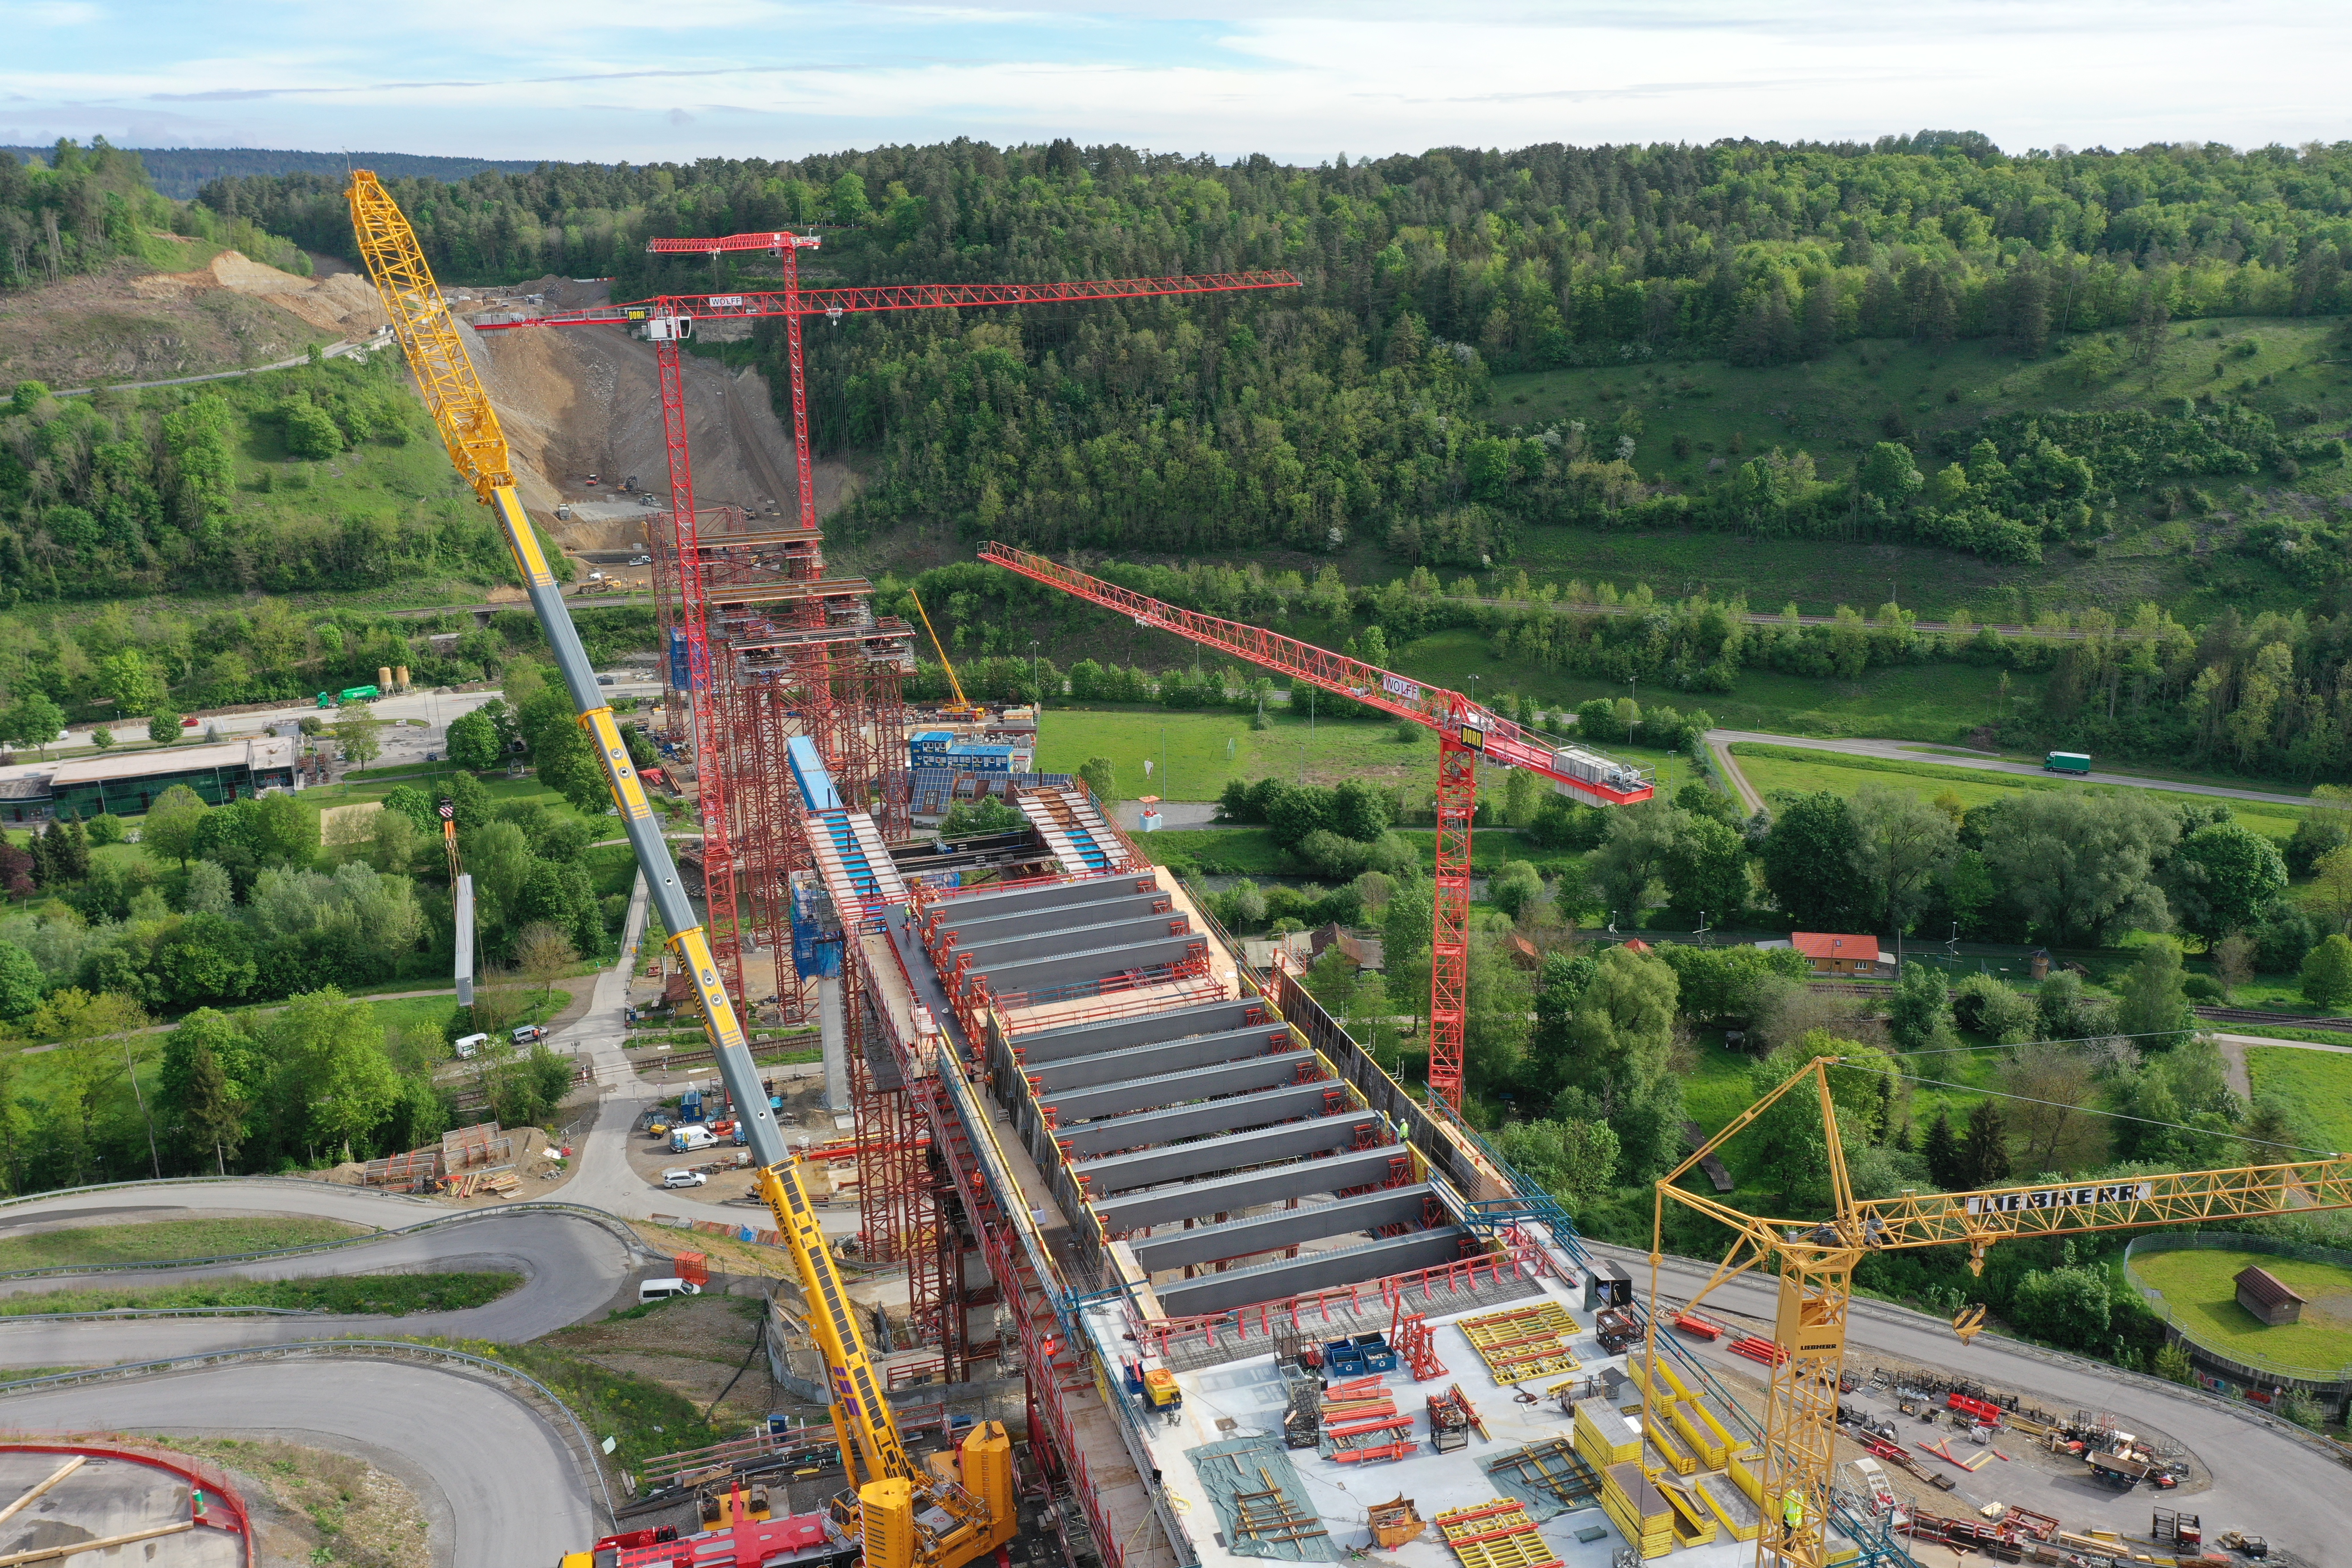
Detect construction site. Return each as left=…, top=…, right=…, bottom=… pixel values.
left=7, top=175, right=2323, bottom=1568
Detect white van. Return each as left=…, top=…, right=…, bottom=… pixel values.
left=638, top=1278, right=701, bottom=1304
left=670, top=1124, right=718, bottom=1153
left=453, top=1032, right=489, bottom=1060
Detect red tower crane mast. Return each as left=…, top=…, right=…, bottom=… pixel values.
left=976, top=542, right=1656, bottom=1118
left=477, top=239, right=1300, bottom=1014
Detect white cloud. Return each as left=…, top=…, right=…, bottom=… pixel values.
left=5, top=1, right=2349, bottom=162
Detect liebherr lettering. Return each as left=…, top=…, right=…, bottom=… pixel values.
left=1964, top=1181, right=2155, bottom=1215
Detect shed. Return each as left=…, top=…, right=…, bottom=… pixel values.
left=2235, top=1265, right=2306, bottom=1325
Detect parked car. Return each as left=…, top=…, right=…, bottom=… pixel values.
left=660, top=1169, right=707, bottom=1189
left=511, top=1024, right=547, bottom=1044
left=638, top=1277, right=701, bottom=1302
left=453, top=1032, right=489, bottom=1060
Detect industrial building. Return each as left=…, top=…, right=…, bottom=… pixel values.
left=0, top=735, right=300, bottom=822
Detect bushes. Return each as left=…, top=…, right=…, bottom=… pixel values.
left=1952, top=972, right=2037, bottom=1042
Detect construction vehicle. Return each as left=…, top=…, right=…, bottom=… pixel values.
left=346, top=175, right=1010, bottom=1568
left=2219, top=1529, right=2269, bottom=1558
left=907, top=588, right=982, bottom=720
left=1642, top=1054, right=2352, bottom=1567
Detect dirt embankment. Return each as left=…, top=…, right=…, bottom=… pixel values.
left=461, top=284, right=858, bottom=553
left=0, top=249, right=383, bottom=389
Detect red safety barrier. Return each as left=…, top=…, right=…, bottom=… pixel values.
left=0, top=1442, right=253, bottom=1568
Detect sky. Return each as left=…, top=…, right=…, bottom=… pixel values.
left=4, top=0, right=2349, bottom=167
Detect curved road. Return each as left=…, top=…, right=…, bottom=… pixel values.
left=0, top=1359, right=592, bottom=1568
left=1715, top=728, right=2315, bottom=808
left=1586, top=1239, right=2346, bottom=1562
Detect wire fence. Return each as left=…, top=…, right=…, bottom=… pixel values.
left=2123, top=1231, right=2352, bottom=1387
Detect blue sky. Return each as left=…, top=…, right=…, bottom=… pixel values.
left=5, top=1, right=2347, bottom=165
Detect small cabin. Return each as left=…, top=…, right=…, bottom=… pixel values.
left=2234, top=1264, right=2306, bottom=1326
left=1792, top=932, right=1886, bottom=976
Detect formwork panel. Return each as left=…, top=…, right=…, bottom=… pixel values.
left=1074, top=1113, right=1385, bottom=1197
left=1129, top=1184, right=1436, bottom=1273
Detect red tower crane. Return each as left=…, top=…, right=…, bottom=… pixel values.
left=478, top=239, right=1300, bottom=1014
left=976, top=542, right=1656, bottom=1118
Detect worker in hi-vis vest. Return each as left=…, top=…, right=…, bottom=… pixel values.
left=1781, top=1488, right=1806, bottom=1547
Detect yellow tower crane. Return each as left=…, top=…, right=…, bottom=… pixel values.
left=1647, top=1054, right=2352, bottom=1567
left=346, top=172, right=1017, bottom=1568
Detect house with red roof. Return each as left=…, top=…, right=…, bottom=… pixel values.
left=1791, top=932, right=1887, bottom=976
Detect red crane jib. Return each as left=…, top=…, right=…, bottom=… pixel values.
left=474, top=270, right=1301, bottom=330
left=974, top=542, right=1653, bottom=805
left=975, top=541, right=1654, bottom=1116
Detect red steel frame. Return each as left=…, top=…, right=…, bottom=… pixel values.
left=536, top=240, right=1298, bottom=1366
left=977, top=542, right=1656, bottom=1118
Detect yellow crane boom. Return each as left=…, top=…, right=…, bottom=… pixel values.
left=907, top=587, right=978, bottom=717
left=349, top=171, right=1016, bottom=1568
left=1649, top=1055, right=2352, bottom=1568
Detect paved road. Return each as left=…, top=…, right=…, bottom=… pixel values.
left=0, top=1360, right=592, bottom=1568
left=0, top=1207, right=639, bottom=1368
left=1716, top=729, right=2316, bottom=809
left=1586, top=1240, right=2347, bottom=1562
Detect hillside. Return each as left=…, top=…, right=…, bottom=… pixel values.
left=3, top=146, right=554, bottom=201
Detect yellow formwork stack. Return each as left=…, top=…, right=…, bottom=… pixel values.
left=1727, top=1448, right=1765, bottom=1505
left=1644, top=1419, right=1697, bottom=1477
left=1624, top=1352, right=1689, bottom=1405
left=1669, top=1397, right=1730, bottom=1470
left=1601, top=1463, right=1672, bottom=1560
left=1694, top=1475, right=1760, bottom=1542
left=1572, top=1401, right=1641, bottom=1469
left=1657, top=1482, right=1718, bottom=1548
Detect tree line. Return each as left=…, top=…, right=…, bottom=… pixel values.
left=1, top=138, right=308, bottom=291
left=193, top=134, right=2352, bottom=570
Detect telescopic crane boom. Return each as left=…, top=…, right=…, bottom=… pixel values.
left=908, top=588, right=980, bottom=719
left=349, top=175, right=1017, bottom=1568
left=1652, top=1054, right=2352, bottom=1568
left=975, top=542, right=1654, bottom=1116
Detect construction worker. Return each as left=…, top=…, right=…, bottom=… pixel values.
left=1780, top=1488, right=1806, bottom=1552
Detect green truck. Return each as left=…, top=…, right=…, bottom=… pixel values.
left=2043, top=750, right=2092, bottom=774
left=316, top=685, right=382, bottom=708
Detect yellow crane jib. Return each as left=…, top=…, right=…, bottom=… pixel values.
left=908, top=587, right=977, bottom=717
left=344, top=170, right=784, bottom=1168
left=764, top=1158, right=1015, bottom=1568
left=1644, top=1054, right=2352, bottom=1568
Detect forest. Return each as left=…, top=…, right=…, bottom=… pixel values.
left=184, top=133, right=2352, bottom=567
left=0, top=137, right=309, bottom=289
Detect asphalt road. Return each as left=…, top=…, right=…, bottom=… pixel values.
left=1586, top=1240, right=2347, bottom=1562
left=1716, top=729, right=2314, bottom=808
left=0, top=1359, right=593, bottom=1568
left=0, top=1207, right=639, bottom=1367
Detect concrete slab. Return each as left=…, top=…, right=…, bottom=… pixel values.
left=1152, top=1226, right=1474, bottom=1318
left=1056, top=1081, right=1345, bottom=1158
left=1025, top=1028, right=1293, bottom=1094
left=1040, top=1053, right=1311, bottom=1125
left=968, top=932, right=1205, bottom=994
left=1129, top=1185, right=1437, bottom=1273
left=1093, top=1147, right=1406, bottom=1233
left=1075, top=1113, right=1387, bottom=1196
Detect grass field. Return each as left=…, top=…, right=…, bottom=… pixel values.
left=2246, top=1048, right=2352, bottom=1156
left=1035, top=703, right=1444, bottom=801
left=1393, top=629, right=2039, bottom=745
left=2129, top=1244, right=2352, bottom=1374
left=0, top=1270, right=521, bottom=1317
left=0, top=1217, right=369, bottom=1272
left=1729, top=744, right=2309, bottom=842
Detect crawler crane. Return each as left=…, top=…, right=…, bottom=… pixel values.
left=346, top=172, right=1017, bottom=1568
left=1651, top=1054, right=2352, bottom=1568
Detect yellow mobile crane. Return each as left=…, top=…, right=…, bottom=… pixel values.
left=907, top=588, right=981, bottom=720
left=1648, top=1055, right=2352, bottom=1568
left=347, top=173, right=1017, bottom=1568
